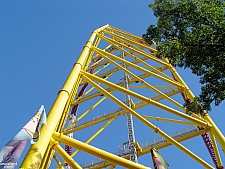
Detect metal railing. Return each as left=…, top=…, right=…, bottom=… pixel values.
left=66, top=88, right=178, bottom=132
left=78, top=64, right=166, bottom=103
left=80, top=126, right=198, bottom=168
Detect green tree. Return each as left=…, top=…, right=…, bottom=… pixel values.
left=143, top=0, right=225, bottom=111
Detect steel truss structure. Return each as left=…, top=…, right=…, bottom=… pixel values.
left=21, top=25, right=225, bottom=169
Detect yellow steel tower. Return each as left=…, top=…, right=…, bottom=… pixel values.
left=21, top=25, right=225, bottom=169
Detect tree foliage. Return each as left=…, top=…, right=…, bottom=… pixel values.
left=143, top=0, right=225, bottom=111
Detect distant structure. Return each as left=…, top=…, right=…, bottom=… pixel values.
left=20, top=25, right=224, bottom=169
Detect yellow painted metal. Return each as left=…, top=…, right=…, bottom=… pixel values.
left=72, top=117, right=116, bottom=156
left=71, top=74, right=113, bottom=106
left=82, top=74, right=214, bottom=168
left=64, top=95, right=108, bottom=132
left=209, top=132, right=223, bottom=168
left=50, top=138, right=82, bottom=169
left=129, top=85, right=148, bottom=89
left=64, top=111, right=118, bottom=134
left=148, top=128, right=210, bottom=153
left=93, top=44, right=181, bottom=88
left=92, top=47, right=185, bottom=110
left=71, top=71, right=158, bottom=105
left=20, top=25, right=224, bottom=168
left=165, top=59, right=225, bottom=151
left=89, top=128, right=210, bottom=169
left=57, top=117, right=117, bottom=168
left=153, top=85, right=178, bottom=88
left=106, top=27, right=158, bottom=54
left=204, top=114, right=225, bottom=151
left=20, top=24, right=110, bottom=168
left=88, top=55, right=156, bottom=75
left=83, top=72, right=210, bottom=127
left=53, top=154, right=63, bottom=168
left=64, top=86, right=182, bottom=134
left=65, top=86, right=179, bottom=133
left=97, top=34, right=166, bottom=66
left=52, top=132, right=152, bottom=169
left=143, top=115, right=194, bottom=125
left=39, top=145, right=52, bottom=169
left=109, top=164, right=116, bottom=169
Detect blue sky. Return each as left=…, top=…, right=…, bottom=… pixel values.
left=0, top=1, right=225, bottom=169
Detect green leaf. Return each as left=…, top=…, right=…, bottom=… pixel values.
left=144, top=0, right=225, bottom=111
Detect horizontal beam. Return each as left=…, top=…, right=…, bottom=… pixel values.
left=83, top=72, right=210, bottom=128
left=52, top=132, right=151, bottom=169
left=87, top=128, right=209, bottom=169
left=50, top=138, right=82, bottom=169
left=65, top=88, right=181, bottom=133
left=143, top=115, right=194, bottom=125
left=82, top=74, right=213, bottom=169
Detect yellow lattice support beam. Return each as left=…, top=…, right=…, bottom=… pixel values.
left=20, top=24, right=110, bottom=169
left=52, top=132, right=151, bottom=169
left=20, top=25, right=224, bottom=169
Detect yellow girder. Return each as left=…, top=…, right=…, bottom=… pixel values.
left=20, top=25, right=224, bottom=169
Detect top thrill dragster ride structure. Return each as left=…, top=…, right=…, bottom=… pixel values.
left=20, top=25, right=225, bottom=169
